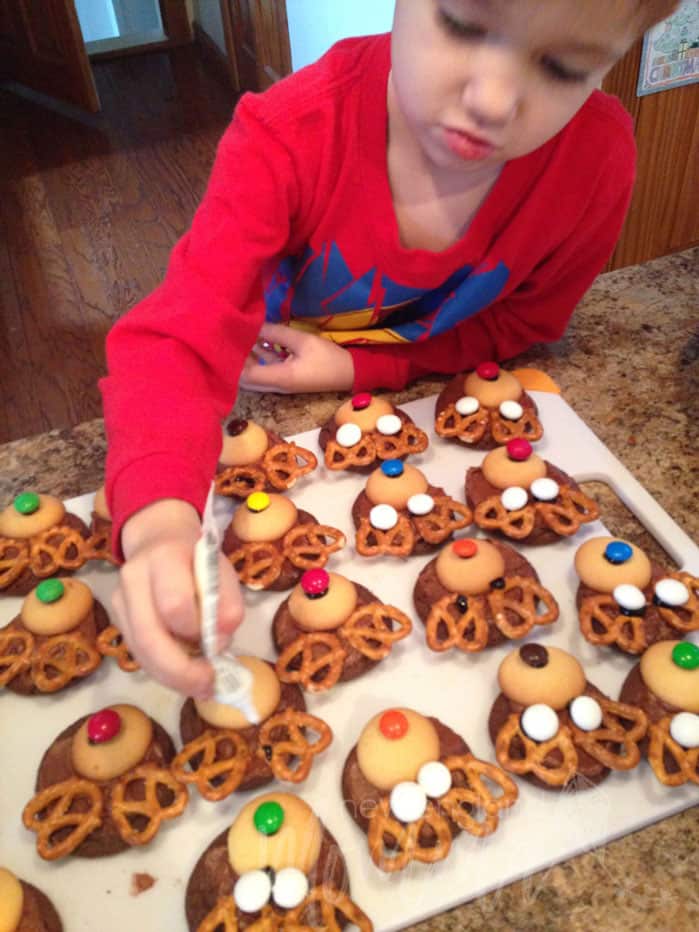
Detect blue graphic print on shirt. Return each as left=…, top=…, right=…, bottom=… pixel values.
left=264, top=241, right=509, bottom=342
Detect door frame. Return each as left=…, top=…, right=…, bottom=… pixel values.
left=219, top=0, right=292, bottom=93
left=88, top=0, right=193, bottom=61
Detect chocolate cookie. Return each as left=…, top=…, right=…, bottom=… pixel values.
left=0, top=870, right=63, bottom=932
left=216, top=420, right=317, bottom=498
left=1, top=579, right=110, bottom=695
left=466, top=440, right=598, bottom=546
left=413, top=537, right=559, bottom=651
left=435, top=363, right=543, bottom=450
left=28, top=705, right=182, bottom=858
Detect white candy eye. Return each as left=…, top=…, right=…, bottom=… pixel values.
left=417, top=761, right=452, bottom=798
left=654, top=578, right=690, bottom=607
left=569, top=695, right=603, bottom=731
left=272, top=867, right=309, bottom=909
left=613, top=584, right=646, bottom=613
left=670, top=712, right=699, bottom=749
left=390, top=781, right=427, bottom=823
left=408, top=493, right=434, bottom=516
left=370, top=504, right=398, bottom=531
left=336, top=423, right=362, bottom=448
left=456, top=396, right=480, bottom=416
left=501, top=486, right=529, bottom=512
left=521, top=704, right=559, bottom=742
left=499, top=401, right=523, bottom=421
left=530, top=478, right=559, bottom=502
left=234, top=870, right=272, bottom=913
left=376, top=414, right=402, bottom=436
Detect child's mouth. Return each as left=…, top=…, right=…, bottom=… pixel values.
left=442, top=127, right=496, bottom=160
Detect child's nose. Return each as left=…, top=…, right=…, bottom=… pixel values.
left=461, top=59, right=520, bottom=129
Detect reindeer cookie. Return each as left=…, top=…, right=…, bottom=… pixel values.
left=353, top=459, right=472, bottom=557
left=222, top=492, right=345, bottom=591
left=273, top=569, right=412, bottom=693
left=172, top=656, right=332, bottom=800
left=619, top=640, right=699, bottom=787
left=575, top=537, right=699, bottom=655
left=342, top=708, right=518, bottom=873
left=22, top=704, right=188, bottom=859
left=466, top=440, right=599, bottom=545
left=215, top=418, right=317, bottom=499
left=0, top=578, right=110, bottom=694
left=414, top=538, right=559, bottom=652
left=0, top=867, right=62, bottom=932
left=489, top=644, right=648, bottom=791
left=435, top=362, right=543, bottom=449
left=185, top=792, right=373, bottom=931
left=319, top=393, right=428, bottom=473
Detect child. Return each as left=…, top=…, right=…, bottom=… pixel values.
left=101, top=0, right=680, bottom=697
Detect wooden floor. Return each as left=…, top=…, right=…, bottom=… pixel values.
left=0, top=45, right=237, bottom=444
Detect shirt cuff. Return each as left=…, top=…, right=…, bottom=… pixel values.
left=349, top=347, right=412, bottom=392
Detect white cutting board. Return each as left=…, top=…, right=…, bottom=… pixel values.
left=1, top=392, right=697, bottom=932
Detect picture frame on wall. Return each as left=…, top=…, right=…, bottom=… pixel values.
left=637, top=0, right=699, bottom=95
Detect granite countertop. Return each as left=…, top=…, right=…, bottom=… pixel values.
left=1, top=247, right=697, bottom=929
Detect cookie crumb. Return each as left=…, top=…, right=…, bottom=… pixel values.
left=130, top=873, right=156, bottom=896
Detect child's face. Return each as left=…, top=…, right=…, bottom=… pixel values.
left=390, top=0, right=638, bottom=171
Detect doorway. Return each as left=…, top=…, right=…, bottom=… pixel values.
left=75, top=0, right=165, bottom=55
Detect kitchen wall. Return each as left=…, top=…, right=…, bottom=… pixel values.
left=191, top=0, right=395, bottom=68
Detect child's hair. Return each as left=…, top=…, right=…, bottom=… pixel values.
left=633, top=0, right=682, bottom=32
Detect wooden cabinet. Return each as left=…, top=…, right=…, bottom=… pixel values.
left=602, top=40, right=699, bottom=269
left=220, top=0, right=291, bottom=93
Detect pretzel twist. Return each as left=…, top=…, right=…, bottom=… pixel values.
left=536, top=487, right=599, bottom=536
left=215, top=464, right=268, bottom=499
left=275, top=632, right=347, bottom=693
left=256, top=708, right=333, bottom=782
left=196, top=896, right=241, bottom=932
left=425, top=594, right=490, bottom=653
left=110, top=765, right=188, bottom=845
left=172, top=730, right=251, bottom=801
left=227, top=542, right=285, bottom=591
left=83, top=530, right=119, bottom=565
left=570, top=698, right=647, bottom=770
left=367, top=796, right=452, bottom=872
left=23, top=778, right=103, bottom=860
left=438, top=754, right=519, bottom=837
left=283, top=524, right=346, bottom=569
left=355, top=515, right=415, bottom=557
left=412, top=496, right=473, bottom=544
left=648, top=716, right=699, bottom=786
left=578, top=593, right=647, bottom=653
left=490, top=408, right=543, bottom=445
left=32, top=632, right=101, bottom=692
left=0, top=537, right=30, bottom=589
left=495, top=713, right=579, bottom=786
left=474, top=497, right=536, bottom=540
left=263, top=442, right=318, bottom=490
left=338, top=602, right=413, bottom=660
left=324, top=435, right=377, bottom=470
left=486, top=575, right=559, bottom=639
left=0, top=626, right=35, bottom=686
left=97, top=624, right=141, bottom=672
left=434, top=404, right=490, bottom=444
left=29, top=526, right=88, bottom=576
left=656, top=571, right=699, bottom=633
left=374, top=422, right=429, bottom=459
left=285, top=886, right=374, bottom=932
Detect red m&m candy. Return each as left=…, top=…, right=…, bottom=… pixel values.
left=476, top=362, right=500, bottom=381
left=351, top=393, right=372, bottom=411
left=301, top=568, right=330, bottom=598
left=87, top=709, right=122, bottom=744
left=507, top=438, right=532, bottom=462
left=379, top=709, right=409, bottom=739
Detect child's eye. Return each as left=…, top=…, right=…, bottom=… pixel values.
left=541, top=56, right=589, bottom=84
left=438, top=9, right=487, bottom=41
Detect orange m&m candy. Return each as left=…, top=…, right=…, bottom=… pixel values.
left=379, top=709, right=409, bottom=740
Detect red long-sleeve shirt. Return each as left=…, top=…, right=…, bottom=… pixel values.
left=101, top=33, right=636, bottom=550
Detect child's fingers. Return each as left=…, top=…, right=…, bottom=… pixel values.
left=149, top=549, right=200, bottom=642
left=240, top=358, right=294, bottom=393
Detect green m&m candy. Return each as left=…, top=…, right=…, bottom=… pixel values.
left=672, top=642, right=699, bottom=671
left=253, top=800, right=284, bottom=836
left=14, top=492, right=40, bottom=515
left=36, top=579, right=66, bottom=604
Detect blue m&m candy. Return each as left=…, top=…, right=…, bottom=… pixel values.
left=381, top=459, right=404, bottom=478
left=604, top=541, right=633, bottom=565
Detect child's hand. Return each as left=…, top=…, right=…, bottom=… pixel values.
left=112, top=499, right=244, bottom=698
left=240, top=323, right=354, bottom=393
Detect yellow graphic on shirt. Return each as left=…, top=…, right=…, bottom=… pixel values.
left=288, top=303, right=413, bottom=345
